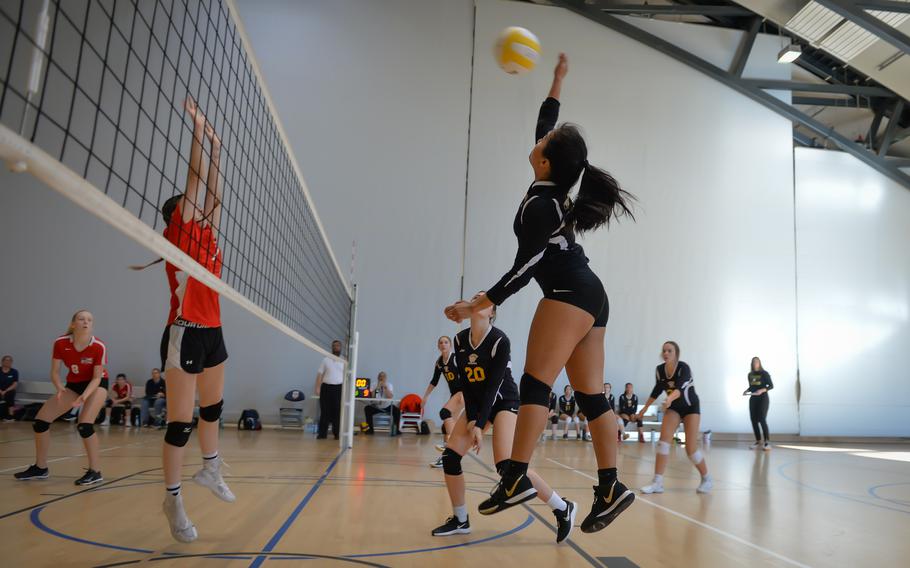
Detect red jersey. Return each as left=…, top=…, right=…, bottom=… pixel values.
left=53, top=335, right=109, bottom=384
left=164, top=205, right=222, bottom=327
left=112, top=382, right=132, bottom=400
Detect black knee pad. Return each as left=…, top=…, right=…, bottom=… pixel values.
left=439, top=407, right=452, bottom=421
left=441, top=448, right=463, bottom=476
left=164, top=421, right=194, bottom=447
left=199, top=400, right=223, bottom=422
left=550, top=415, right=559, bottom=425
left=519, top=373, right=551, bottom=407
left=495, top=459, right=510, bottom=477
left=33, top=419, right=51, bottom=433
left=76, top=423, right=95, bottom=438
left=575, top=391, right=610, bottom=422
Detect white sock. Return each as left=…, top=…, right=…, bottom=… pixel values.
left=547, top=491, right=566, bottom=511
left=653, top=474, right=664, bottom=484
left=453, top=504, right=467, bottom=523
left=166, top=484, right=181, bottom=496
left=702, top=474, right=712, bottom=481
left=203, top=452, right=218, bottom=460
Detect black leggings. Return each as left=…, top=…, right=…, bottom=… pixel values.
left=749, top=394, right=770, bottom=441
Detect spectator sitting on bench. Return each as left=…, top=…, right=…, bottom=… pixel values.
left=364, top=372, right=401, bottom=436
left=102, top=374, right=133, bottom=427
left=141, top=368, right=166, bottom=428
left=0, top=355, right=18, bottom=422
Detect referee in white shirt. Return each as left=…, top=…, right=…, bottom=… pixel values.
left=315, top=340, right=345, bottom=439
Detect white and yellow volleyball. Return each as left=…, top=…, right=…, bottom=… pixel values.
left=494, top=26, right=541, bottom=75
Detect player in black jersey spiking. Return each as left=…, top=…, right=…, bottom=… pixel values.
left=445, top=53, right=636, bottom=534
left=432, top=295, right=576, bottom=544
left=421, top=335, right=465, bottom=467
left=635, top=341, right=712, bottom=494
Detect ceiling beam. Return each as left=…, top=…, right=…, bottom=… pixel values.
left=596, top=3, right=753, bottom=17
left=549, top=0, right=910, bottom=190
left=729, top=17, right=762, bottom=77
left=879, top=99, right=906, bottom=156
left=792, top=95, right=872, bottom=108
left=855, top=1, right=910, bottom=14
left=814, top=0, right=910, bottom=56
left=742, top=79, right=893, bottom=97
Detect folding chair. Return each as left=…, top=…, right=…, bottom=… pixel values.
left=280, top=389, right=306, bottom=428
left=398, top=393, right=422, bottom=434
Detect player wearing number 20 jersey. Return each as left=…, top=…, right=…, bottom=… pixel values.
left=452, top=326, right=519, bottom=430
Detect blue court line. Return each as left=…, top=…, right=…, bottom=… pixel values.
left=345, top=514, right=534, bottom=559
left=264, top=514, right=534, bottom=560
left=777, top=460, right=910, bottom=516
left=248, top=449, right=347, bottom=568
left=31, top=507, right=160, bottom=555
left=867, top=482, right=910, bottom=507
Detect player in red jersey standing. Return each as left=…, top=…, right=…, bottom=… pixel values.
left=156, top=96, right=232, bottom=543
left=14, top=310, right=109, bottom=486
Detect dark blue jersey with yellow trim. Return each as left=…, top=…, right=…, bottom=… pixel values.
left=486, top=97, right=591, bottom=306
left=453, top=326, right=518, bottom=430
left=429, top=352, right=462, bottom=397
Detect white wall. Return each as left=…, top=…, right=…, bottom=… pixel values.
left=233, top=0, right=475, bottom=417
left=0, top=170, right=326, bottom=422
left=5, top=0, right=903, bottom=435
left=463, top=0, right=799, bottom=434
left=795, top=148, right=910, bottom=436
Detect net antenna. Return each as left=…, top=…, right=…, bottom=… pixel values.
left=0, top=0, right=351, bottom=361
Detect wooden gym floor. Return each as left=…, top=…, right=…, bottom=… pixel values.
left=0, top=423, right=908, bottom=567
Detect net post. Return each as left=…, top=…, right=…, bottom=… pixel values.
left=340, top=284, right=359, bottom=450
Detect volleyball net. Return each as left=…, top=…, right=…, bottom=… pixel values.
left=0, top=0, right=352, bottom=359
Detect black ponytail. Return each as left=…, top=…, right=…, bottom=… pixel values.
left=542, top=123, right=635, bottom=234
left=568, top=163, right=635, bottom=233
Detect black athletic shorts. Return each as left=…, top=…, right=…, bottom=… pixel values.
left=668, top=392, right=700, bottom=418
left=105, top=399, right=131, bottom=408
left=161, top=323, right=228, bottom=374
left=66, top=379, right=109, bottom=395
left=541, top=267, right=609, bottom=327
left=490, top=396, right=519, bottom=423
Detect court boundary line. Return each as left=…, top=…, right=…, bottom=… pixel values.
left=777, top=459, right=910, bottom=515
left=466, top=453, right=601, bottom=567
left=248, top=449, right=347, bottom=568
left=547, top=458, right=811, bottom=568
left=30, top=473, right=533, bottom=562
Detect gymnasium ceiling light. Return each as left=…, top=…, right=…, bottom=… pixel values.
left=778, top=43, right=802, bottom=63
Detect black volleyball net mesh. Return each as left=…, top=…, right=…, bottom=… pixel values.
left=0, top=0, right=351, bottom=353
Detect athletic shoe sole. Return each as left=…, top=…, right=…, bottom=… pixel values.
left=640, top=486, right=664, bottom=494
left=75, top=476, right=104, bottom=486
left=15, top=474, right=49, bottom=481
left=581, top=490, right=635, bottom=534
left=478, top=487, right=538, bottom=515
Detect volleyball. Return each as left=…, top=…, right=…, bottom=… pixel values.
left=494, top=26, right=541, bottom=75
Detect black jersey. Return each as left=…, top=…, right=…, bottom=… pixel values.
left=619, top=393, right=638, bottom=415
left=747, top=370, right=773, bottom=394
left=606, top=393, right=615, bottom=412
left=558, top=395, right=577, bottom=415
left=548, top=391, right=557, bottom=412
left=485, top=97, right=590, bottom=306
left=429, top=352, right=461, bottom=396
left=452, top=326, right=518, bottom=429
left=650, top=362, right=696, bottom=402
